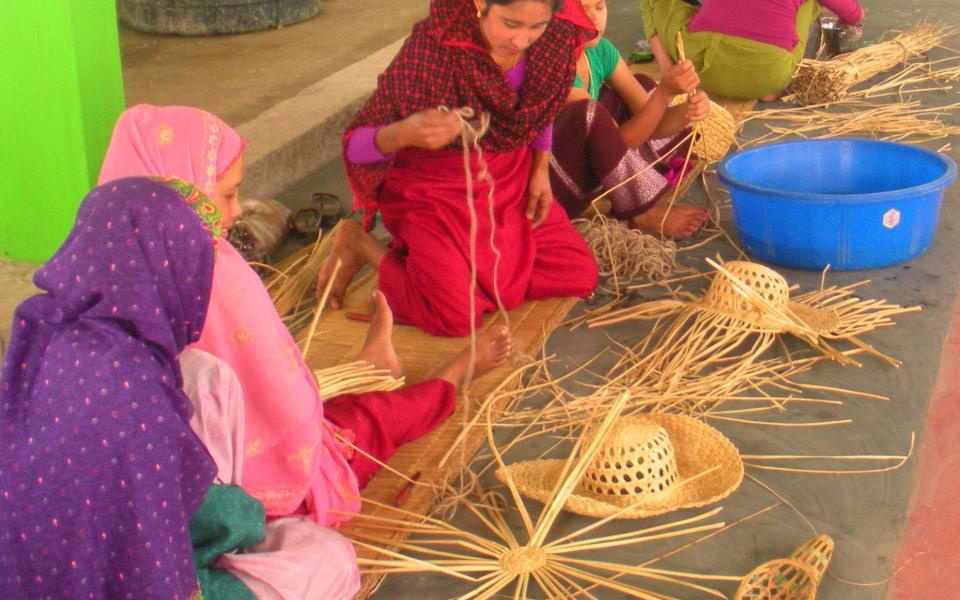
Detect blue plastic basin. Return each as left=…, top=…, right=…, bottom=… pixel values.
left=718, top=138, right=957, bottom=270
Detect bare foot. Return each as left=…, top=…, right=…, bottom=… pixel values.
left=316, top=220, right=365, bottom=310
left=429, top=326, right=513, bottom=388
left=630, top=202, right=708, bottom=238
left=355, top=290, right=402, bottom=378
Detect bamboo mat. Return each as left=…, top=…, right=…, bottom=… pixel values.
left=304, top=273, right=578, bottom=599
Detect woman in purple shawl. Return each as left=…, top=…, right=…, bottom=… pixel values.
left=0, top=177, right=221, bottom=599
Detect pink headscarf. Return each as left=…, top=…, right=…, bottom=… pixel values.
left=98, top=105, right=360, bottom=525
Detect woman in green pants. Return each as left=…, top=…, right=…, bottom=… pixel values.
left=641, top=0, right=864, bottom=100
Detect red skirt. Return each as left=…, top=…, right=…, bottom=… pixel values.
left=376, top=146, right=598, bottom=337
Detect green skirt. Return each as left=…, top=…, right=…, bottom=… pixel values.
left=640, top=0, right=821, bottom=99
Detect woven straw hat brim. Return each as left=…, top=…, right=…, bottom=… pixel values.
left=496, top=414, right=744, bottom=519
left=693, top=295, right=840, bottom=336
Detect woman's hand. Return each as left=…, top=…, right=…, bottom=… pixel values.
left=399, top=109, right=462, bottom=150
left=660, top=60, right=701, bottom=96
left=685, top=90, right=711, bottom=123
left=526, top=158, right=553, bottom=229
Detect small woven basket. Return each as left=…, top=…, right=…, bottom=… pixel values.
left=790, top=534, right=834, bottom=584
left=736, top=558, right=819, bottom=600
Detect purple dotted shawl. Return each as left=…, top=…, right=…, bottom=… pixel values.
left=0, top=177, right=219, bottom=599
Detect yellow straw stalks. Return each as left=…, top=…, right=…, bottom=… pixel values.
left=746, top=99, right=960, bottom=146
left=314, top=360, right=405, bottom=400
left=265, top=228, right=335, bottom=319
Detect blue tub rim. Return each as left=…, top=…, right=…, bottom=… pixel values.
left=718, top=137, right=958, bottom=204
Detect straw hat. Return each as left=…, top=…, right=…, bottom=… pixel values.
left=589, top=257, right=915, bottom=372
left=699, top=260, right=841, bottom=335
left=496, top=414, right=743, bottom=519
left=735, top=534, right=835, bottom=600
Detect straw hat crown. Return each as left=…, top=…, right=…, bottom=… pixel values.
left=703, top=261, right=840, bottom=333
left=583, top=419, right=680, bottom=504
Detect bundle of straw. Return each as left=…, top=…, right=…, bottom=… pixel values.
left=789, top=23, right=953, bottom=104
left=264, top=229, right=335, bottom=319
left=314, top=360, right=404, bottom=400
left=574, top=215, right=679, bottom=288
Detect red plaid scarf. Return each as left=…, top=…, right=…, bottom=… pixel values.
left=344, top=0, right=595, bottom=227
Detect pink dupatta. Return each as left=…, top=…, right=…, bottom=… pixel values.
left=98, top=105, right=360, bottom=525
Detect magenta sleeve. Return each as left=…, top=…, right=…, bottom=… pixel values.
left=821, top=0, right=864, bottom=25
left=345, top=126, right=394, bottom=165
left=531, top=123, right=553, bottom=152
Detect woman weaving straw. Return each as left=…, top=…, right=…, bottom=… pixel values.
left=551, top=0, right=711, bottom=238
left=642, top=0, right=864, bottom=100
left=319, top=0, right=600, bottom=337
left=97, top=105, right=513, bottom=598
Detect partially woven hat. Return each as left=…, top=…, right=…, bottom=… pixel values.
left=735, top=534, right=835, bottom=600
left=670, top=94, right=737, bottom=162
left=496, top=414, right=743, bottom=519
left=699, top=260, right=841, bottom=335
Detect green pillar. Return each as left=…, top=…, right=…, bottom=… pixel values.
left=0, top=1, right=125, bottom=262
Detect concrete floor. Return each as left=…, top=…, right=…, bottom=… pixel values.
left=119, top=0, right=428, bottom=125
left=2, top=0, right=958, bottom=597
left=275, top=2, right=960, bottom=599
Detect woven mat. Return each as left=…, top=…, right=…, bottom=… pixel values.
left=304, top=273, right=578, bottom=599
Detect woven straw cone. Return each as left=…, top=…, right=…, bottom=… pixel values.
left=790, top=534, right=834, bottom=584
left=702, top=261, right=840, bottom=334
left=670, top=95, right=736, bottom=161
left=496, top=414, right=743, bottom=519
left=736, top=558, right=819, bottom=600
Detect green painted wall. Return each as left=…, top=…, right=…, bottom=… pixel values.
left=0, top=1, right=125, bottom=262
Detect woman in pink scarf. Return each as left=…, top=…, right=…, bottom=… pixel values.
left=98, top=105, right=512, bottom=596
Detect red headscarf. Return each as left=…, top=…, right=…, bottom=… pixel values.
left=344, top=0, right=595, bottom=226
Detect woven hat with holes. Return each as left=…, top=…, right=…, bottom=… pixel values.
left=735, top=534, right=835, bottom=600
left=495, top=413, right=743, bottom=519
left=589, top=258, right=917, bottom=372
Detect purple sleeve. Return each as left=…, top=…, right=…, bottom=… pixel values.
left=345, top=126, right=394, bottom=165
left=531, top=123, right=553, bottom=152
left=821, top=0, right=864, bottom=25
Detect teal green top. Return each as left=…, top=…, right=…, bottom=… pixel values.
left=572, top=38, right=621, bottom=100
